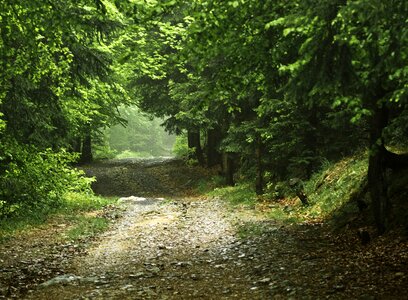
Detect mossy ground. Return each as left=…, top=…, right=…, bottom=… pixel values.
left=208, top=151, right=408, bottom=235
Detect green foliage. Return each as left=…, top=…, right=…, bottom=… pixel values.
left=211, top=153, right=368, bottom=227
left=304, top=154, right=368, bottom=219
left=209, top=184, right=258, bottom=208
left=115, top=150, right=153, bottom=159
left=0, top=0, right=130, bottom=219
left=0, top=0, right=126, bottom=149
left=65, top=216, right=110, bottom=241
left=61, top=192, right=113, bottom=212
left=0, top=192, right=116, bottom=240
left=93, top=143, right=118, bottom=160
left=266, top=154, right=368, bottom=225
left=195, top=175, right=225, bottom=195
left=1, top=0, right=407, bottom=231
left=172, top=134, right=189, bottom=157
left=0, top=139, right=93, bottom=218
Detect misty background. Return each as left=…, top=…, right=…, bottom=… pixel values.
left=95, top=106, right=178, bottom=159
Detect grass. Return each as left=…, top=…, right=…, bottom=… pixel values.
left=208, top=183, right=258, bottom=208
left=204, top=153, right=369, bottom=232
left=64, top=215, right=110, bottom=240
left=0, top=192, right=117, bottom=242
left=236, top=222, right=267, bottom=238
left=115, top=150, right=154, bottom=159
left=266, top=153, right=368, bottom=225
left=303, top=153, right=368, bottom=222
left=195, top=175, right=226, bottom=195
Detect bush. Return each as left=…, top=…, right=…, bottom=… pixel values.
left=0, top=139, right=93, bottom=218
left=172, top=134, right=189, bottom=157
left=93, top=144, right=117, bottom=160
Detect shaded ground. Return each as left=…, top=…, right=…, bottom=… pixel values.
left=1, top=158, right=407, bottom=299
left=80, top=157, right=211, bottom=198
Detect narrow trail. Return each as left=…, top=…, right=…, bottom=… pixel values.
left=1, top=158, right=407, bottom=299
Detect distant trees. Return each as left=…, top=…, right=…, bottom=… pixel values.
left=106, top=106, right=175, bottom=157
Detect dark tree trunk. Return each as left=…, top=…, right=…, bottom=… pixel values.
left=80, top=125, right=93, bottom=164
left=71, top=137, right=82, bottom=154
left=187, top=129, right=204, bottom=165
left=222, top=152, right=235, bottom=186
left=367, top=102, right=389, bottom=234
left=255, top=136, right=264, bottom=195
left=366, top=86, right=408, bottom=233
left=384, top=151, right=408, bottom=170
left=206, top=128, right=222, bottom=167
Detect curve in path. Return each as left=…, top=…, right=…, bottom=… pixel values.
left=17, top=158, right=408, bottom=299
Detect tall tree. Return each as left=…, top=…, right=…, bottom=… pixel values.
left=274, top=0, right=408, bottom=232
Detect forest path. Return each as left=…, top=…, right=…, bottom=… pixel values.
left=78, top=157, right=214, bottom=198
left=1, top=158, right=406, bottom=299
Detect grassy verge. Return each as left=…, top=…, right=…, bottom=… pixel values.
left=208, top=183, right=258, bottom=207
left=0, top=192, right=117, bottom=242
left=207, top=153, right=369, bottom=232
left=114, top=150, right=154, bottom=159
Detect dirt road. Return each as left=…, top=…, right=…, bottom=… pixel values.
left=1, top=158, right=407, bottom=299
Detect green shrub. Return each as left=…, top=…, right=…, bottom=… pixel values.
left=93, top=144, right=117, bottom=160
left=172, top=134, right=189, bottom=157
left=0, top=139, right=93, bottom=218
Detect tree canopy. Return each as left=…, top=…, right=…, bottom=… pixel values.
left=1, top=0, right=407, bottom=232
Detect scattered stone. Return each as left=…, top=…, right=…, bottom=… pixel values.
left=2, top=158, right=407, bottom=299
left=333, top=284, right=346, bottom=291
left=259, top=278, right=272, bottom=284
left=118, top=196, right=147, bottom=203
left=39, top=274, right=81, bottom=287
left=190, top=274, right=199, bottom=280
left=129, top=272, right=146, bottom=278
left=121, top=284, right=134, bottom=290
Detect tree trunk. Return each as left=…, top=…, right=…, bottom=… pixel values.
left=206, top=128, right=222, bottom=167
left=384, top=151, right=408, bottom=170
left=255, top=136, right=264, bottom=195
left=187, top=129, right=204, bottom=165
left=222, top=152, right=235, bottom=186
left=367, top=102, right=388, bottom=234
left=71, top=137, right=82, bottom=154
left=80, top=125, right=93, bottom=164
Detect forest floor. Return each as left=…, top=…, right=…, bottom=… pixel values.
left=0, top=158, right=407, bottom=299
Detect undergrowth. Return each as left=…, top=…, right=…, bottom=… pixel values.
left=209, top=153, right=369, bottom=231
left=0, top=192, right=116, bottom=242
left=208, top=183, right=258, bottom=208
left=64, top=215, right=110, bottom=241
